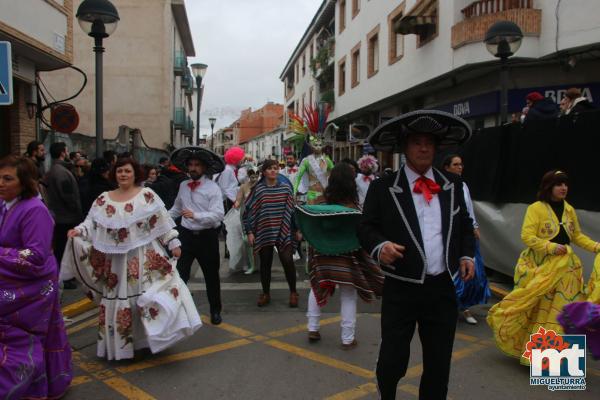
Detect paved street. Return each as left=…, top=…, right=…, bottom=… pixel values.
left=61, top=244, right=600, bottom=400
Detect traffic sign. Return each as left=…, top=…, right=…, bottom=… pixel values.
left=0, top=41, right=13, bottom=105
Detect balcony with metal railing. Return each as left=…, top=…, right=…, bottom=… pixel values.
left=173, top=107, right=185, bottom=129
left=452, top=0, right=540, bottom=49
left=173, top=50, right=186, bottom=76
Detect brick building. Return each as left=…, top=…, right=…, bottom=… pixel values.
left=234, top=102, right=284, bottom=150
left=0, top=0, right=74, bottom=156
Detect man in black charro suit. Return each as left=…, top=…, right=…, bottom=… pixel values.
left=358, top=110, right=476, bottom=400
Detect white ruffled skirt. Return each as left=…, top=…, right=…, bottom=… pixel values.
left=62, top=237, right=201, bottom=360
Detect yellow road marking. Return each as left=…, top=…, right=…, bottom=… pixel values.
left=489, top=283, right=510, bottom=298
left=398, top=383, right=419, bottom=396
left=62, top=298, right=96, bottom=318
left=71, top=375, right=93, bottom=386
left=264, top=339, right=375, bottom=379
left=250, top=335, right=269, bottom=341
left=200, top=315, right=255, bottom=337
left=452, top=343, right=485, bottom=360
left=404, top=364, right=423, bottom=379
left=267, top=316, right=342, bottom=338
left=116, top=339, right=252, bottom=374
left=66, top=318, right=97, bottom=335
left=323, top=382, right=378, bottom=400
left=455, top=332, right=479, bottom=343
left=103, top=377, right=156, bottom=400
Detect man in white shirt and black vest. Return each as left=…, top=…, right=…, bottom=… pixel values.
left=169, top=148, right=225, bottom=325
left=358, top=110, right=476, bottom=400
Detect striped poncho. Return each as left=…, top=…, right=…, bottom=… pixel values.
left=242, top=181, right=295, bottom=252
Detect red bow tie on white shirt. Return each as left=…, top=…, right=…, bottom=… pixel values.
left=188, top=180, right=201, bottom=191
left=413, top=176, right=441, bottom=204
left=362, top=175, right=374, bottom=183
left=288, top=167, right=298, bottom=174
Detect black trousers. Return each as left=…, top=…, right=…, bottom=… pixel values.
left=377, top=273, right=458, bottom=400
left=177, top=227, right=222, bottom=313
left=53, top=222, right=77, bottom=270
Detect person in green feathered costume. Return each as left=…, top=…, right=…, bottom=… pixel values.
left=296, top=163, right=383, bottom=349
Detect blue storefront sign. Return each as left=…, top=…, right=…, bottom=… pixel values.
left=508, top=82, right=600, bottom=112
left=434, top=91, right=499, bottom=119
left=0, top=41, right=13, bottom=105
left=434, top=82, right=600, bottom=119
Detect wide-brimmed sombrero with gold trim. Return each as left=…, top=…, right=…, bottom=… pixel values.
left=170, top=146, right=225, bottom=175
left=368, top=109, right=472, bottom=152
left=296, top=204, right=362, bottom=255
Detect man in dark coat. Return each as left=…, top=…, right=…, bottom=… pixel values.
left=358, top=110, right=475, bottom=400
left=523, top=91, right=559, bottom=122
left=45, top=142, right=83, bottom=289
left=149, top=164, right=188, bottom=209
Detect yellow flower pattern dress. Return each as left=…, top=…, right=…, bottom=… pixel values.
left=487, top=200, right=600, bottom=364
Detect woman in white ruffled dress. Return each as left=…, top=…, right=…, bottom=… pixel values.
left=64, top=157, right=201, bottom=361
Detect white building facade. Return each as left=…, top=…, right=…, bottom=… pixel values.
left=283, top=0, right=600, bottom=167
left=244, top=126, right=285, bottom=162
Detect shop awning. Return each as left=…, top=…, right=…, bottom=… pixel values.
left=394, top=0, right=437, bottom=35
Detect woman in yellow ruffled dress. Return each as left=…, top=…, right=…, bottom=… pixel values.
left=487, top=170, right=600, bottom=364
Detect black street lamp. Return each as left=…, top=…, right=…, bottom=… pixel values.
left=484, top=20, right=523, bottom=125
left=191, top=63, right=208, bottom=146
left=76, top=0, right=120, bottom=159
left=209, top=117, right=216, bottom=151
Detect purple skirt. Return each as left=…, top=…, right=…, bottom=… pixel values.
left=558, top=302, right=600, bottom=359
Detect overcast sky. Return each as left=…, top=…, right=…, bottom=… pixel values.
left=186, top=0, right=322, bottom=136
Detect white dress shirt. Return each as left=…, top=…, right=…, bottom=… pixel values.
left=280, top=164, right=308, bottom=193
left=169, top=176, right=224, bottom=231
left=215, top=164, right=239, bottom=202
left=356, top=173, right=376, bottom=207
left=462, top=183, right=478, bottom=229
left=405, top=166, right=446, bottom=276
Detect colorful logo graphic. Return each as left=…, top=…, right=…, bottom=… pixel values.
left=525, top=327, right=586, bottom=391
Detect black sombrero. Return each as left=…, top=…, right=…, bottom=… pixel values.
left=170, top=146, right=225, bottom=175
left=368, top=110, right=472, bottom=152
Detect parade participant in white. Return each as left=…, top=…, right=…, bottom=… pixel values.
left=64, top=158, right=201, bottom=361
left=169, top=147, right=225, bottom=325
left=355, top=155, right=379, bottom=207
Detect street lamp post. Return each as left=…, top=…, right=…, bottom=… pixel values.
left=76, top=0, right=120, bottom=159
left=484, top=21, right=523, bottom=125
left=191, top=63, right=208, bottom=146
left=209, top=117, right=216, bottom=152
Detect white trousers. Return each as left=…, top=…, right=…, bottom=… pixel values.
left=306, top=285, right=358, bottom=344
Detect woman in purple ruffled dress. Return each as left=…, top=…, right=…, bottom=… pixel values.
left=0, top=156, right=72, bottom=398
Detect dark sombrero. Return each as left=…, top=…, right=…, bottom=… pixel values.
left=170, top=146, right=225, bottom=175
left=295, top=204, right=362, bottom=256
left=368, top=109, right=472, bottom=152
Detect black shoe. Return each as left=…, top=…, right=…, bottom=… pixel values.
left=63, top=278, right=77, bottom=290
left=210, top=312, right=222, bottom=325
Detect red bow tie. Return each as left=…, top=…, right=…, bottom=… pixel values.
left=362, top=175, right=373, bottom=182
left=288, top=167, right=297, bottom=174
left=413, top=176, right=441, bottom=204
left=188, top=180, right=201, bottom=191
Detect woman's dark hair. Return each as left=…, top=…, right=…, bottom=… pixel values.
left=537, top=169, right=569, bottom=202
left=324, top=163, right=358, bottom=206
left=0, top=155, right=39, bottom=199
left=261, top=159, right=279, bottom=174
left=340, top=158, right=359, bottom=175
left=442, top=153, right=461, bottom=168
left=109, top=157, right=145, bottom=185
left=143, top=164, right=157, bottom=177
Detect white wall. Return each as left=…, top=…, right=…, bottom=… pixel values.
left=331, top=0, right=600, bottom=120
left=0, top=0, right=68, bottom=55
left=286, top=34, right=319, bottom=116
